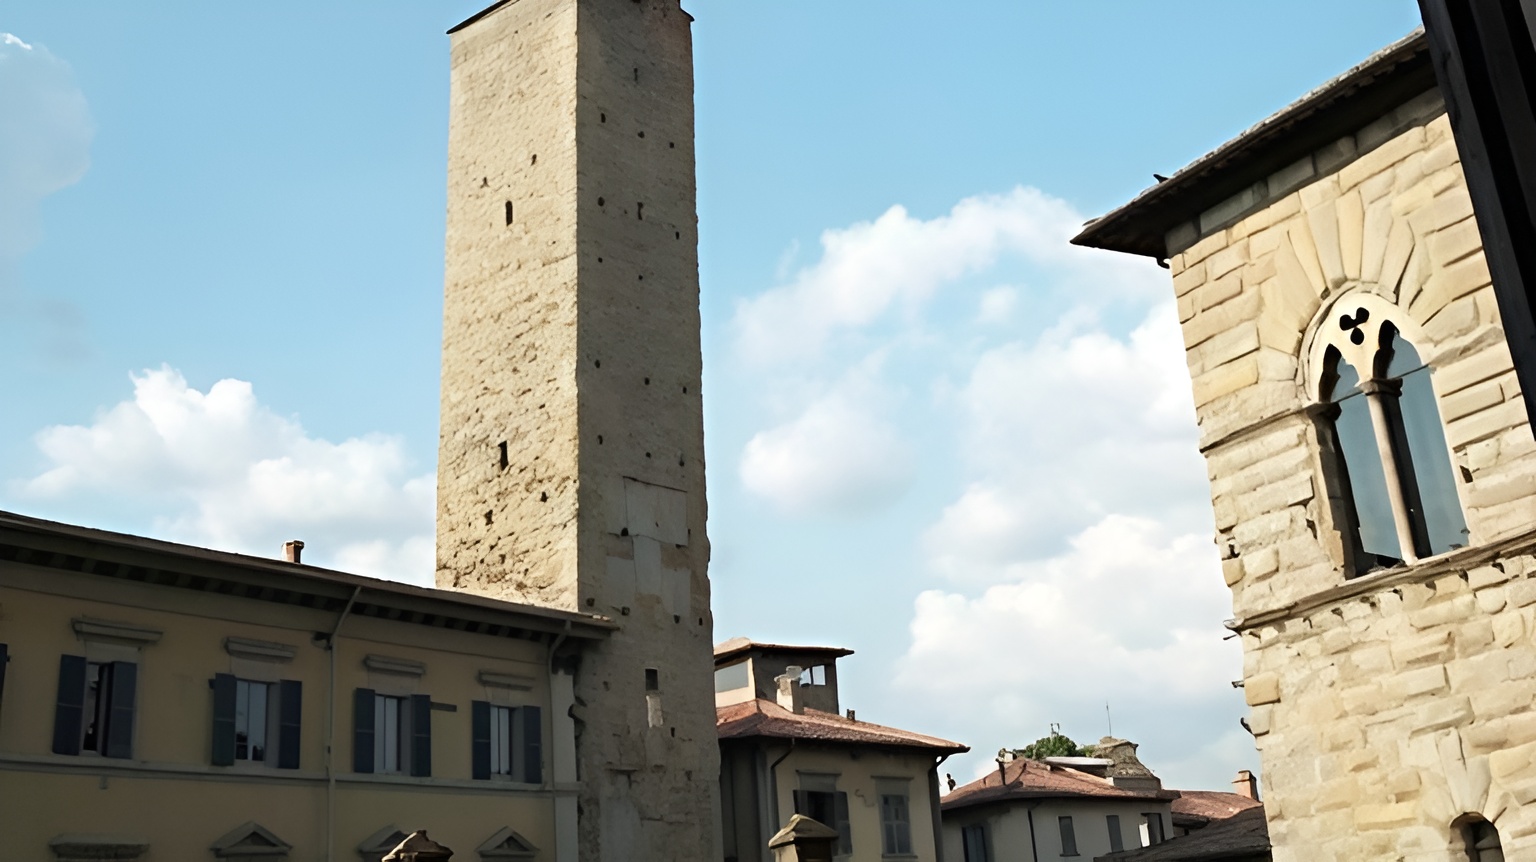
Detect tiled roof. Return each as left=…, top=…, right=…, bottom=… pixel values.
left=713, top=637, right=854, bottom=665
left=1170, top=791, right=1263, bottom=828
left=716, top=699, right=967, bottom=754
left=941, top=758, right=1178, bottom=812
left=1095, top=806, right=1270, bottom=862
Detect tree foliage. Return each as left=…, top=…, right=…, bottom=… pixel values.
left=1010, top=732, right=1089, bottom=760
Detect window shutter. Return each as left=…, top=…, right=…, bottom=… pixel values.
left=353, top=688, right=375, bottom=773
left=210, top=673, right=237, bottom=766
left=521, top=705, right=542, bottom=784
left=0, top=643, right=9, bottom=713
left=471, top=701, right=491, bottom=781
left=52, top=655, right=87, bottom=756
left=409, top=694, right=432, bottom=777
left=277, top=680, right=303, bottom=769
left=833, top=791, right=852, bottom=854
left=104, top=661, right=137, bottom=759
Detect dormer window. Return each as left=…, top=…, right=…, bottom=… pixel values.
left=799, top=665, right=827, bottom=687
left=1315, top=305, right=1468, bottom=575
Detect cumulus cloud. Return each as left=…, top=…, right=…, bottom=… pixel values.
left=15, top=366, right=435, bottom=584
left=733, top=187, right=1163, bottom=365
left=903, top=514, right=1244, bottom=790
left=925, top=304, right=1210, bottom=582
left=740, top=375, right=915, bottom=515
left=0, top=32, right=92, bottom=262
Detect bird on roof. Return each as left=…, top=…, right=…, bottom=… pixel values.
left=1153, top=173, right=1169, bottom=182
left=946, top=773, right=956, bottom=791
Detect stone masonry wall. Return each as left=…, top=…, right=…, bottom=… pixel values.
left=1166, top=93, right=1536, bottom=861
left=439, top=2, right=719, bottom=861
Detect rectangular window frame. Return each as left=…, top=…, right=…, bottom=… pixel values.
left=1058, top=815, right=1079, bottom=857
left=375, top=693, right=405, bottom=774
left=1106, top=814, right=1124, bottom=853
left=877, top=778, right=913, bottom=857
left=961, top=823, right=990, bottom=862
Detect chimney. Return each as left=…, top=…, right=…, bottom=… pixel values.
left=776, top=666, right=804, bottom=714
left=1233, top=769, right=1259, bottom=800
left=283, top=540, right=305, bottom=564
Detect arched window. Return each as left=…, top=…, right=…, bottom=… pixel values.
left=1314, top=307, right=1469, bottom=575
left=1456, top=815, right=1503, bottom=862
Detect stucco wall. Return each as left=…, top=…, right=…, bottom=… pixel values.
left=1165, top=91, right=1536, bottom=860
left=768, top=744, right=943, bottom=862
left=0, top=562, right=560, bottom=861
left=941, top=795, right=1174, bottom=862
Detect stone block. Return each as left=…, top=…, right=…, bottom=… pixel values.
left=1407, top=593, right=1475, bottom=630
left=1353, top=802, right=1419, bottom=831
left=1428, top=216, right=1484, bottom=267
left=1468, top=565, right=1512, bottom=595
left=1391, top=630, right=1454, bottom=667
left=1421, top=294, right=1480, bottom=345
left=1449, top=399, right=1530, bottom=447
left=1182, top=286, right=1258, bottom=349
left=1337, top=190, right=1365, bottom=282
left=1478, top=586, right=1509, bottom=615
left=1377, top=220, right=1416, bottom=297
left=1306, top=203, right=1347, bottom=290
left=1246, top=672, right=1282, bottom=706
left=1192, top=357, right=1259, bottom=407
left=1412, top=696, right=1474, bottom=735
left=1394, top=665, right=1450, bottom=700
left=1492, top=606, right=1524, bottom=644
left=1183, top=228, right=1230, bottom=266
left=1286, top=224, right=1328, bottom=297
left=1172, top=261, right=1207, bottom=297
left=1442, top=377, right=1507, bottom=424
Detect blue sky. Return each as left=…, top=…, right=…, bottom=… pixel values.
left=1, top=2, right=1424, bottom=791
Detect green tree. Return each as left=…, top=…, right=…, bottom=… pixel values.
left=1010, top=732, right=1088, bottom=760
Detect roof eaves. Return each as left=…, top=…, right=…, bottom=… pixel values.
left=1072, top=28, right=1434, bottom=259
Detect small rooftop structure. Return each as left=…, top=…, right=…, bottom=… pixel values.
left=713, top=637, right=855, bottom=714
left=1095, top=806, right=1270, bottom=862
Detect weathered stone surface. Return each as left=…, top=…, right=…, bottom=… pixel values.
left=1160, top=88, right=1536, bottom=860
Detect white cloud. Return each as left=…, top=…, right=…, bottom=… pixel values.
left=901, top=514, right=1247, bottom=790
left=15, top=366, right=435, bottom=584
left=740, top=380, right=915, bottom=516
left=732, top=187, right=1161, bottom=365
left=0, top=32, right=92, bottom=262
left=924, top=303, right=1210, bottom=582
left=976, top=286, right=1019, bottom=324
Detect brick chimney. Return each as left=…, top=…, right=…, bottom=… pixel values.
left=1233, top=769, right=1259, bottom=800
left=776, top=666, right=804, bottom=714
left=283, top=540, right=305, bottom=564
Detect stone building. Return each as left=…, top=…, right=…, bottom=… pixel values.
left=437, top=1, right=719, bottom=861
left=713, top=639, right=966, bottom=862
left=1075, top=30, right=1536, bottom=862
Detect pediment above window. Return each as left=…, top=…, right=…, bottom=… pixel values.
left=359, top=827, right=409, bottom=862
left=478, top=827, right=537, bottom=860
left=211, top=822, right=291, bottom=859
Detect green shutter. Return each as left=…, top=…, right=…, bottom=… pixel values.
left=471, top=701, right=491, bottom=781
left=52, top=655, right=87, bottom=756
left=277, top=680, right=302, bottom=769
left=104, top=662, right=137, bottom=759
left=211, top=673, right=237, bottom=766
left=353, top=688, right=375, bottom=773
left=521, top=705, right=542, bottom=784
left=409, top=694, right=432, bottom=777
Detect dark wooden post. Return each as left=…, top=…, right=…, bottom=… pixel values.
left=1419, top=0, right=1536, bottom=433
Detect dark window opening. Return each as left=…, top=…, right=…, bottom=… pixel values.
left=645, top=668, right=659, bottom=691
left=504, top=201, right=514, bottom=225
left=1059, top=816, right=1079, bottom=856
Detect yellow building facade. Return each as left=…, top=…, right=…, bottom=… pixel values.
left=0, top=511, right=610, bottom=861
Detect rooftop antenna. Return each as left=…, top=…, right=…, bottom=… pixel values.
left=1106, top=702, right=1112, bottom=737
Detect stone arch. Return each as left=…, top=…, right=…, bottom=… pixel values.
left=1299, top=289, right=1433, bottom=403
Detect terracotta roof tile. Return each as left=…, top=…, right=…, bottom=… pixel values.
left=942, top=758, right=1178, bottom=812
left=1096, top=806, right=1269, bottom=862
left=716, top=699, right=967, bottom=754
left=1170, top=791, right=1263, bottom=828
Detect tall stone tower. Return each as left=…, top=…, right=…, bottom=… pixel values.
left=437, top=1, right=719, bottom=860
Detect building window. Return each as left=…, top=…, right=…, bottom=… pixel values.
left=1458, top=815, right=1504, bottom=862
left=961, top=824, right=990, bottom=862
left=52, top=655, right=136, bottom=759
left=794, top=774, right=851, bottom=855
left=878, top=781, right=912, bottom=856
left=1142, top=812, right=1165, bottom=846
left=212, top=674, right=302, bottom=769
left=1058, top=816, right=1079, bottom=856
left=472, top=701, right=543, bottom=783
left=1106, top=814, right=1124, bottom=853
left=714, top=660, right=749, bottom=692
left=799, top=665, right=828, bottom=686
left=353, top=688, right=431, bottom=777
left=1316, top=313, right=1468, bottom=574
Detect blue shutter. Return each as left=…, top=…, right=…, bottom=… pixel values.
left=104, top=661, right=137, bottom=759
left=277, top=680, right=302, bottom=769
left=521, top=705, right=542, bottom=784
left=352, top=688, right=375, bottom=773
left=210, top=673, right=237, bottom=766
left=409, top=694, right=432, bottom=777
left=471, top=701, right=491, bottom=781
left=52, top=655, right=87, bottom=756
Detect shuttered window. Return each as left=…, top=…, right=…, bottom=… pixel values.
left=793, top=776, right=851, bottom=855
left=354, top=689, right=430, bottom=776
left=471, top=702, right=543, bottom=783
left=53, top=656, right=136, bottom=759
left=212, top=675, right=302, bottom=769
